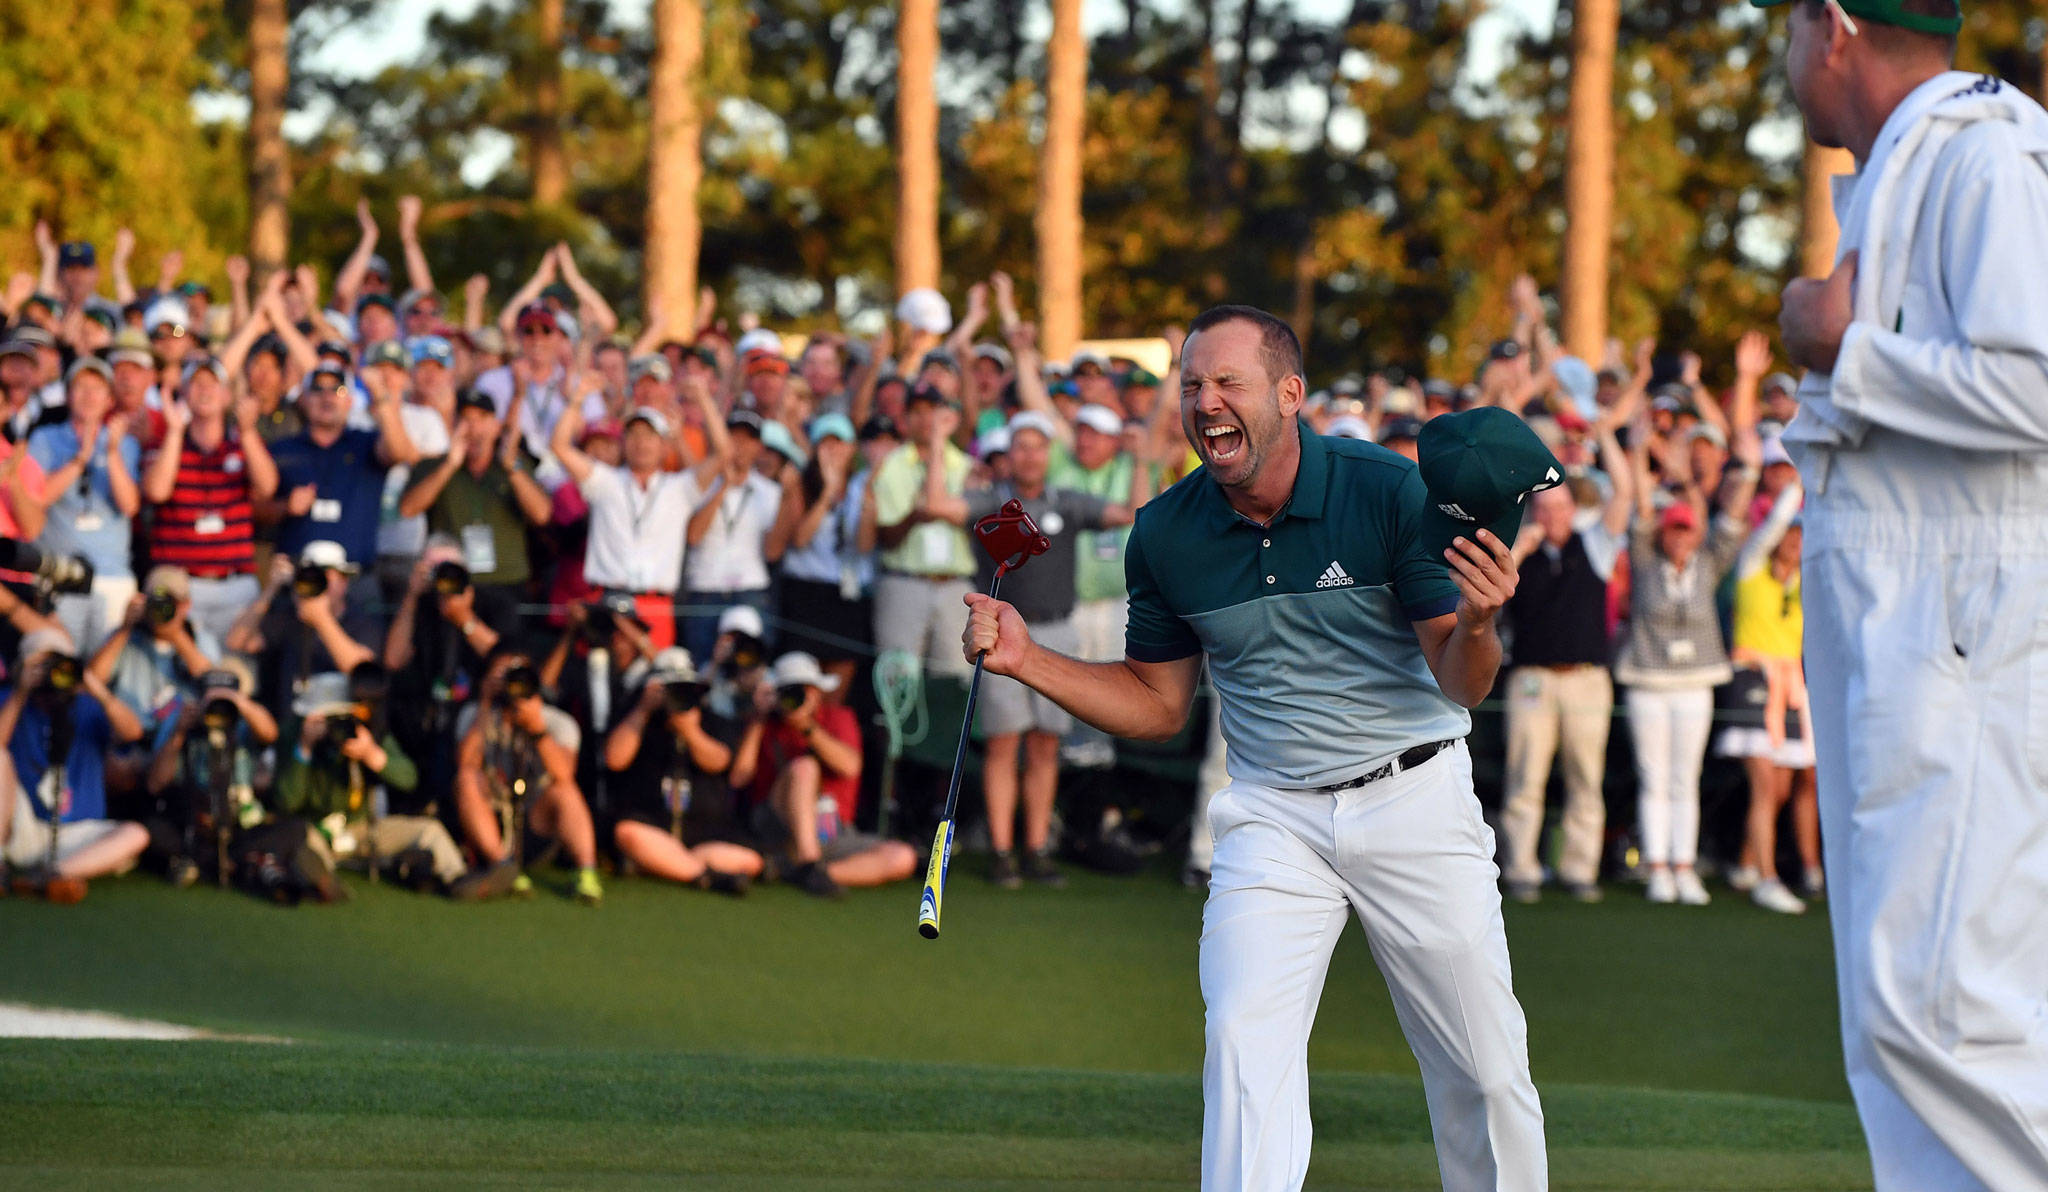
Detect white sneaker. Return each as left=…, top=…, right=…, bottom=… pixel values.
left=1727, top=865, right=1761, bottom=893
left=1646, top=869, right=1677, bottom=903
left=1801, top=868, right=1826, bottom=900
left=1752, top=878, right=1807, bottom=916
left=1674, top=868, right=1711, bottom=906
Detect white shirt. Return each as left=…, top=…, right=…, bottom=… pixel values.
left=683, top=471, right=782, bottom=593
left=579, top=462, right=702, bottom=594
left=474, top=363, right=605, bottom=491
left=376, top=402, right=452, bottom=558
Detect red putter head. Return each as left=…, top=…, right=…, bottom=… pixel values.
left=972, top=498, right=1051, bottom=576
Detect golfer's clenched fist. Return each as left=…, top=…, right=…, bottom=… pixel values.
left=962, top=593, right=1031, bottom=676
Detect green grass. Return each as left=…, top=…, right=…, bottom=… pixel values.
left=0, top=868, right=1872, bottom=1189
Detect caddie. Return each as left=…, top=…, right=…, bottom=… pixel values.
left=962, top=306, right=1558, bottom=1191
left=1754, top=0, right=2048, bottom=1185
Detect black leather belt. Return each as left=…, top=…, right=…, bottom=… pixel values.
left=1314, top=740, right=1454, bottom=793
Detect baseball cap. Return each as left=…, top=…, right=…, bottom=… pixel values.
left=364, top=253, right=391, bottom=279
left=1762, top=371, right=1798, bottom=397
left=1551, top=356, right=1599, bottom=419
left=1687, top=422, right=1729, bottom=449
left=355, top=292, right=397, bottom=316
left=647, top=646, right=700, bottom=686
left=1416, top=408, right=1565, bottom=556
left=1073, top=404, right=1123, bottom=437
left=580, top=417, right=623, bottom=444
left=108, top=328, right=153, bottom=368
left=626, top=406, right=672, bottom=437
left=298, top=540, right=359, bottom=574
left=744, top=351, right=790, bottom=378
left=629, top=354, right=673, bottom=384
left=1761, top=435, right=1794, bottom=468
left=293, top=671, right=354, bottom=718
left=718, top=604, right=765, bottom=641
left=407, top=335, right=454, bottom=368
left=905, top=382, right=954, bottom=409
left=1069, top=349, right=1109, bottom=376
left=307, top=361, right=349, bottom=388
left=514, top=303, right=558, bottom=334
left=66, top=356, right=113, bottom=386
left=0, top=337, right=36, bottom=361
left=362, top=339, right=409, bottom=369
left=469, top=326, right=509, bottom=356
left=759, top=419, right=807, bottom=469
left=175, top=280, right=212, bottom=300
left=180, top=355, right=228, bottom=387
left=920, top=349, right=961, bottom=376
left=770, top=651, right=840, bottom=693
left=58, top=242, right=95, bottom=269
left=1325, top=416, right=1372, bottom=441
left=1006, top=410, right=1059, bottom=443
left=595, top=591, right=649, bottom=629
left=1748, top=0, right=1961, bottom=34
left=859, top=414, right=901, bottom=442
left=809, top=412, right=857, bottom=445
left=1378, top=415, right=1424, bottom=445
left=734, top=328, right=782, bottom=358
left=971, top=343, right=1014, bottom=371
left=1124, top=367, right=1161, bottom=389
left=977, top=425, right=1012, bottom=459
left=1658, top=501, right=1700, bottom=533
left=895, top=288, right=952, bottom=335
left=1487, top=338, right=1523, bottom=362
left=454, top=388, right=497, bottom=416
left=144, top=296, right=192, bottom=334
left=144, top=564, right=192, bottom=602
left=723, top=408, right=763, bottom=435
left=19, top=625, right=76, bottom=663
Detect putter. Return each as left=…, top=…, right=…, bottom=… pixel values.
left=918, top=499, right=1051, bottom=940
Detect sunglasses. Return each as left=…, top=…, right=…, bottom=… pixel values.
left=517, top=325, right=556, bottom=338
left=151, top=326, right=188, bottom=341
left=308, top=383, right=343, bottom=396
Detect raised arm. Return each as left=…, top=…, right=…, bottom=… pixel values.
left=110, top=227, right=137, bottom=306
left=1004, top=321, right=1072, bottom=447
left=397, top=195, right=437, bottom=296
left=554, top=243, right=618, bottom=339
left=966, top=592, right=1203, bottom=742
left=495, top=252, right=557, bottom=340
left=224, top=254, right=252, bottom=328
left=331, top=199, right=381, bottom=314
left=549, top=401, right=596, bottom=489
left=32, top=220, right=57, bottom=298
left=462, top=273, right=491, bottom=334
left=682, top=375, right=731, bottom=489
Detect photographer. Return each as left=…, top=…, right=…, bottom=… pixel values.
left=450, top=647, right=603, bottom=905
left=382, top=536, right=517, bottom=808
left=225, top=541, right=378, bottom=724
left=88, top=568, right=221, bottom=798
left=538, top=592, right=656, bottom=816
left=273, top=666, right=465, bottom=894
left=701, top=604, right=772, bottom=722
left=730, top=651, right=916, bottom=898
left=0, top=627, right=148, bottom=893
left=601, top=648, right=762, bottom=894
left=142, top=663, right=284, bottom=891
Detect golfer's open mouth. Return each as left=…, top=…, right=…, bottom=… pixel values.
left=1200, top=423, right=1245, bottom=464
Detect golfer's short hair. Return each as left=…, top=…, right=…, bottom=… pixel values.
left=1187, top=305, right=1304, bottom=389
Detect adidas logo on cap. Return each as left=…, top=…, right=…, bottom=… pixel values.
left=1316, top=561, right=1355, bottom=589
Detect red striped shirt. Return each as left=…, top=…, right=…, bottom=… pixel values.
left=148, top=432, right=257, bottom=577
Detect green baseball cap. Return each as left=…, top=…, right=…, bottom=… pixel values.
left=1415, top=408, right=1565, bottom=557
left=1748, top=0, right=1962, bottom=37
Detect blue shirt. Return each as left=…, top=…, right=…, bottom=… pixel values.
left=27, top=423, right=140, bottom=577
left=1124, top=425, right=1468, bottom=788
left=6, top=690, right=113, bottom=822
left=270, top=428, right=387, bottom=564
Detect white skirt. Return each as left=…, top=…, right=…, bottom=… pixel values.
left=1715, top=725, right=1816, bottom=769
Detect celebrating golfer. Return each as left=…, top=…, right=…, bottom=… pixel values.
left=1758, top=0, right=2048, bottom=1186
left=963, top=305, right=1550, bottom=1192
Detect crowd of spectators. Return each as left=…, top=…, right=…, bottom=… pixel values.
left=0, top=206, right=1819, bottom=915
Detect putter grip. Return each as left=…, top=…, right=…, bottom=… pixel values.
left=917, top=819, right=954, bottom=939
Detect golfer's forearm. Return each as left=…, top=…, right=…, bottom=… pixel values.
left=1011, top=649, right=1188, bottom=743
left=1434, top=624, right=1501, bottom=709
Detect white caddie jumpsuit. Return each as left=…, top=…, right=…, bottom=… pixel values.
left=1785, top=70, right=2048, bottom=1192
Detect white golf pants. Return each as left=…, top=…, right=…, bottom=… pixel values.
left=1623, top=685, right=1715, bottom=867
left=1200, top=741, right=1547, bottom=1192
left=1799, top=433, right=2048, bottom=1191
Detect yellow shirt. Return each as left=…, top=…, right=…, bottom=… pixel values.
left=1732, top=564, right=1802, bottom=660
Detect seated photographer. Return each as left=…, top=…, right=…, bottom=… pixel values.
left=539, top=592, right=657, bottom=813
left=601, top=648, right=762, bottom=895
left=142, top=662, right=285, bottom=891
left=224, top=540, right=378, bottom=724
left=398, top=388, right=551, bottom=642
left=730, top=651, right=916, bottom=898
left=450, top=647, right=604, bottom=905
left=701, top=604, right=772, bottom=722
left=274, top=666, right=466, bottom=894
left=89, top=568, right=220, bottom=796
left=0, top=626, right=148, bottom=893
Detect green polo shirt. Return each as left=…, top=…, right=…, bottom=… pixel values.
left=1048, top=445, right=1135, bottom=603
left=871, top=442, right=975, bottom=578
left=404, top=457, right=533, bottom=586
left=1124, top=423, right=1467, bottom=788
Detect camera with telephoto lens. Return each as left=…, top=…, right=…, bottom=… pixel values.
left=38, top=653, right=82, bottom=697
left=582, top=600, right=616, bottom=643
left=727, top=633, right=765, bottom=674
left=662, top=680, right=706, bottom=714
left=144, top=591, right=179, bottom=626
left=493, top=663, right=540, bottom=709
left=293, top=559, right=331, bottom=599
left=0, top=538, right=94, bottom=596
left=198, top=670, right=242, bottom=734
left=322, top=705, right=371, bottom=752
left=431, top=560, right=471, bottom=597
left=774, top=684, right=808, bottom=716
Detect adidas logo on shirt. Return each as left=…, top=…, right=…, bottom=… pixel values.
left=1315, top=561, right=1355, bottom=589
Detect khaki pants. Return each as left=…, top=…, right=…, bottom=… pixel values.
left=1500, top=665, right=1612, bottom=887
left=304, top=815, right=468, bottom=885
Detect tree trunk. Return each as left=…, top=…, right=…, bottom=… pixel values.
left=1800, top=140, right=1854, bottom=278
left=645, top=0, right=703, bottom=333
left=1036, top=0, right=1086, bottom=360
left=530, top=0, right=569, bottom=210
left=246, top=0, right=291, bottom=283
left=1194, top=0, right=1229, bottom=300
left=1558, top=0, right=1618, bottom=363
left=894, top=0, right=941, bottom=296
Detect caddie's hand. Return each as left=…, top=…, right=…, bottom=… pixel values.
left=1780, top=250, right=1857, bottom=375
left=962, top=593, right=1031, bottom=677
left=1446, top=529, right=1518, bottom=629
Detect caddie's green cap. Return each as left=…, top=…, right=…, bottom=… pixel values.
left=1748, top=0, right=1962, bottom=37
left=1416, top=407, right=1565, bottom=556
